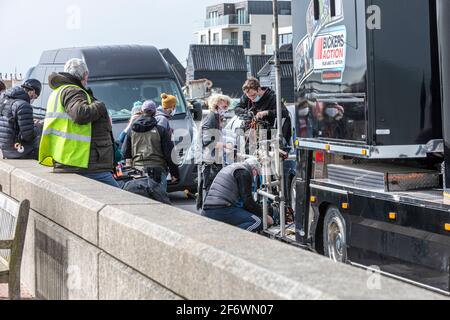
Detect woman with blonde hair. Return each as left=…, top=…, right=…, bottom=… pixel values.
left=197, top=94, right=231, bottom=210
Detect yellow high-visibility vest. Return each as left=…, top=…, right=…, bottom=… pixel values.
left=39, top=84, right=92, bottom=168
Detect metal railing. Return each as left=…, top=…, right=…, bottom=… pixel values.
left=222, top=39, right=239, bottom=46
left=204, top=14, right=249, bottom=28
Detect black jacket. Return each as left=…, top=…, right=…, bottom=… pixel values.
left=235, top=88, right=290, bottom=128
left=235, top=88, right=293, bottom=147
left=201, top=111, right=224, bottom=164
left=201, top=112, right=221, bottom=147
left=122, top=116, right=179, bottom=179
left=0, top=87, right=37, bottom=158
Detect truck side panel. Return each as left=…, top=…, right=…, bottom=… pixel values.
left=310, top=186, right=450, bottom=293
left=293, top=0, right=369, bottom=143
left=369, top=0, right=442, bottom=146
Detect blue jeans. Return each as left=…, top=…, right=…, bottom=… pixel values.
left=80, top=172, right=120, bottom=188
left=161, top=173, right=168, bottom=193
left=202, top=207, right=262, bottom=232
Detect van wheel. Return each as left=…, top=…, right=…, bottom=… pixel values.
left=323, top=207, right=347, bottom=263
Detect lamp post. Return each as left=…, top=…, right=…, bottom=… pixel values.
left=437, top=0, right=450, bottom=198
left=272, top=0, right=286, bottom=237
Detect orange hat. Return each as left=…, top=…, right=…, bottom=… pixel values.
left=161, top=93, right=177, bottom=110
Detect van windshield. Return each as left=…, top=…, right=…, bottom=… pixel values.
left=89, top=79, right=186, bottom=120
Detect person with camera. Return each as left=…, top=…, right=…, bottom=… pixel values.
left=235, top=78, right=292, bottom=148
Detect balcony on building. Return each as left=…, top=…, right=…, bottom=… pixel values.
left=203, top=12, right=250, bottom=29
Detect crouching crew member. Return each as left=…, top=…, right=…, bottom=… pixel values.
left=202, top=158, right=273, bottom=232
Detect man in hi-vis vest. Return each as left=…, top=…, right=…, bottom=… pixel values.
left=39, top=58, right=119, bottom=188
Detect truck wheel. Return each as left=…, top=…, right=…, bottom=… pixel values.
left=323, top=207, right=347, bottom=263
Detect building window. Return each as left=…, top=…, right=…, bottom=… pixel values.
left=261, top=34, right=267, bottom=55
left=209, top=11, right=219, bottom=26
left=231, top=32, right=239, bottom=46
left=209, top=11, right=218, bottom=20
left=213, top=33, right=220, bottom=45
left=237, top=8, right=248, bottom=24
left=243, top=31, right=251, bottom=49
left=279, top=33, right=293, bottom=46
left=200, top=35, right=207, bottom=44
left=288, top=33, right=293, bottom=44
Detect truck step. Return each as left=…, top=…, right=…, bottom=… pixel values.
left=327, top=164, right=440, bottom=192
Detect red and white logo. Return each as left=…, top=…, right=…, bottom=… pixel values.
left=314, top=30, right=347, bottom=70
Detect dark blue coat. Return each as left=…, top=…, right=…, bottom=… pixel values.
left=0, top=86, right=37, bottom=158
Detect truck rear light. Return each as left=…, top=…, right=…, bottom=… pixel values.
left=389, top=212, right=397, bottom=220
left=445, top=224, right=450, bottom=232
left=315, top=151, right=325, bottom=163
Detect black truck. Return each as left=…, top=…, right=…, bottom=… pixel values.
left=290, top=0, right=450, bottom=295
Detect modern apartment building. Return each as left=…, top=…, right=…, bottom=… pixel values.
left=196, top=1, right=292, bottom=56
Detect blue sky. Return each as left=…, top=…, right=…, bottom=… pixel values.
left=0, top=0, right=227, bottom=75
